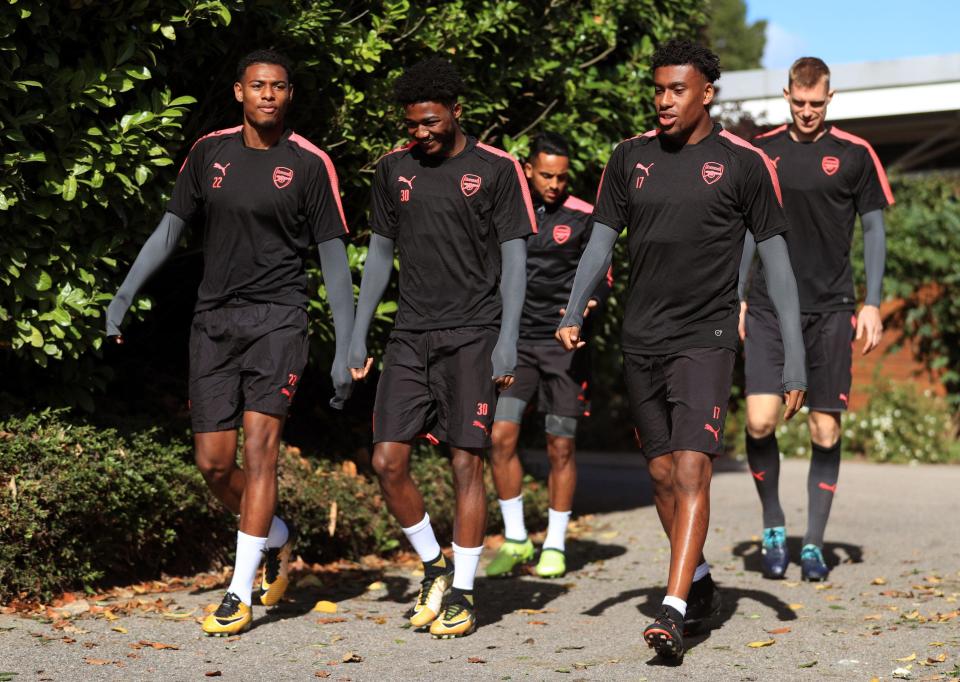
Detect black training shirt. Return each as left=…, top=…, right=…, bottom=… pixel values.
left=370, top=137, right=537, bottom=331
left=749, top=124, right=894, bottom=312
left=169, top=127, right=348, bottom=312
left=521, top=194, right=612, bottom=342
left=594, top=123, right=787, bottom=354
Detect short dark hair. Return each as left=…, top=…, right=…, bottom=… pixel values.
left=393, top=57, right=466, bottom=106
left=789, top=56, right=830, bottom=89
left=236, top=49, right=293, bottom=83
left=651, top=39, right=721, bottom=84
left=529, top=132, right=570, bottom=161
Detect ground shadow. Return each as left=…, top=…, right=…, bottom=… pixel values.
left=732, top=536, right=864, bottom=575
left=581, top=582, right=799, bottom=659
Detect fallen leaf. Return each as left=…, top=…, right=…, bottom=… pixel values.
left=298, top=575, right=324, bottom=589
left=747, top=639, right=776, bottom=648
left=204, top=672, right=222, bottom=677
left=788, top=603, right=804, bottom=611
left=929, top=642, right=945, bottom=647
left=527, top=620, right=548, bottom=626
left=314, top=601, right=338, bottom=614
left=895, top=653, right=917, bottom=662
left=341, top=652, right=363, bottom=663
left=599, top=531, right=619, bottom=540
left=515, top=608, right=552, bottom=615
left=138, top=640, right=179, bottom=650
left=467, top=657, right=485, bottom=664
left=366, top=581, right=386, bottom=591
left=161, top=609, right=197, bottom=620
left=892, top=668, right=912, bottom=679
left=522, top=638, right=535, bottom=644
left=765, top=627, right=791, bottom=635
left=315, top=672, right=330, bottom=679
left=928, top=653, right=947, bottom=663
left=371, top=617, right=387, bottom=625
left=83, top=658, right=113, bottom=666
left=872, top=577, right=888, bottom=585
left=103, top=611, right=119, bottom=621
left=798, top=660, right=817, bottom=668
left=863, top=614, right=883, bottom=621
left=111, top=626, right=128, bottom=634
left=316, top=617, right=348, bottom=624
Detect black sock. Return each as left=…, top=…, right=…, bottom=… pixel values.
left=746, top=430, right=785, bottom=528
left=423, top=552, right=450, bottom=576
left=804, top=438, right=841, bottom=547
left=448, top=587, right=473, bottom=606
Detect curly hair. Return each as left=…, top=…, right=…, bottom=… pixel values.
left=236, top=49, right=293, bottom=83
left=651, top=39, right=721, bottom=84
left=393, top=56, right=466, bottom=106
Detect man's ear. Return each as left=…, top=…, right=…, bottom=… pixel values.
left=234, top=81, right=243, bottom=103
left=452, top=102, right=462, bottom=120
left=703, top=82, right=715, bottom=106
left=783, top=86, right=791, bottom=103
left=524, top=161, right=534, bottom=180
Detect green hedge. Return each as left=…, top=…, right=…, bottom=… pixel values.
left=0, top=410, right=548, bottom=602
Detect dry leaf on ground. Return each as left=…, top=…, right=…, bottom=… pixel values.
left=746, top=639, right=776, bottom=648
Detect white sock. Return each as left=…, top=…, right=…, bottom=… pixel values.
left=542, top=508, right=572, bottom=552
left=402, top=513, right=442, bottom=563
left=266, top=516, right=289, bottom=549
left=662, top=595, right=687, bottom=618
left=693, top=561, right=711, bottom=582
left=498, top=495, right=527, bottom=541
left=451, top=543, right=483, bottom=591
left=228, top=531, right=267, bottom=606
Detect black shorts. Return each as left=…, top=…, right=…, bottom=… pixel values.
left=623, top=347, right=736, bottom=459
left=745, top=306, right=855, bottom=411
left=189, top=303, right=309, bottom=433
left=498, top=342, right=590, bottom=419
left=373, top=327, right=498, bottom=449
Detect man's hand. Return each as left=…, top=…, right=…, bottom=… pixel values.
left=856, top=304, right=883, bottom=355
left=349, top=358, right=374, bottom=381
left=738, top=301, right=748, bottom=342
left=783, top=389, right=806, bottom=420
left=494, top=374, right=515, bottom=391
left=555, top=325, right=585, bottom=352
left=108, top=335, right=124, bottom=345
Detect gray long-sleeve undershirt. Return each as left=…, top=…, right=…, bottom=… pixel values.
left=561, top=224, right=806, bottom=391
left=105, top=211, right=356, bottom=407
left=346, top=235, right=527, bottom=379
left=737, top=208, right=887, bottom=307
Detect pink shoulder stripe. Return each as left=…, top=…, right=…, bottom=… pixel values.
left=719, top=130, right=783, bottom=206
left=754, top=124, right=787, bottom=140
left=563, top=195, right=594, bottom=214
left=476, top=142, right=538, bottom=234
left=178, top=125, right=242, bottom=173
left=289, top=132, right=350, bottom=234
left=377, top=141, right=417, bottom=163
left=828, top=127, right=895, bottom=206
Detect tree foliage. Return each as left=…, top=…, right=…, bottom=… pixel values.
left=703, top=0, right=765, bottom=71
left=2, top=0, right=707, bottom=408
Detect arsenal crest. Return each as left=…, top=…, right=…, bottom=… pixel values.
left=701, top=161, right=724, bottom=185
left=821, top=156, right=840, bottom=176
left=460, top=173, right=482, bottom=197
left=273, top=166, right=294, bottom=189
left=553, top=224, right=572, bottom=245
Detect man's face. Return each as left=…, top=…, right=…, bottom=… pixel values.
left=653, top=65, right=714, bottom=139
left=234, top=63, right=292, bottom=129
left=784, top=77, right=833, bottom=137
left=403, top=101, right=462, bottom=157
left=524, top=152, right=569, bottom=206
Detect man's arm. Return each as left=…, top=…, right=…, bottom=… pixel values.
left=346, top=233, right=394, bottom=379
left=555, top=222, right=619, bottom=350
left=756, top=234, right=807, bottom=419
left=857, top=208, right=886, bottom=355
left=737, top=229, right=758, bottom=340
left=105, top=212, right=186, bottom=339
left=317, top=238, right=356, bottom=408
left=491, top=238, right=527, bottom=388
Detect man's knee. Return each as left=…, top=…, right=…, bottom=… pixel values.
left=490, top=421, right=520, bottom=461
left=672, top=451, right=712, bottom=494
left=371, top=446, right=408, bottom=483
left=745, top=395, right=781, bottom=438
left=546, top=433, right=575, bottom=467
left=196, top=451, right=235, bottom=486
left=450, top=448, right=484, bottom=483
left=647, top=455, right=672, bottom=488
left=809, top=411, right=841, bottom=448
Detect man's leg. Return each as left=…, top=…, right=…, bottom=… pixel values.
left=801, top=410, right=841, bottom=581
left=487, top=415, right=535, bottom=577
left=195, top=430, right=243, bottom=513
left=664, top=450, right=713, bottom=604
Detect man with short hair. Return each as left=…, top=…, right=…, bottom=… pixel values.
left=557, top=40, right=807, bottom=660
left=738, top=56, right=893, bottom=582
left=106, top=49, right=355, bottom=636
left=347, top=57, right=535, bottom=639
left=486, top=132, right=611, bottom=580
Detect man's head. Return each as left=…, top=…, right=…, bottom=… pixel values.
left=394, top=57, right=466, bottom=157
left=651, top=40, right=720, bottom=140
left=234, top=49, right=293, bottom=130
left=784, top=57, right=833, bottom=138
left=525, top=133, right=570, bottom=206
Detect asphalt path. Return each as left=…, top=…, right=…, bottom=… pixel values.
left=2, top=456, right=958, bottom=681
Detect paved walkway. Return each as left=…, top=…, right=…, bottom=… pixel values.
left=2, top=458, right=959, bottom=681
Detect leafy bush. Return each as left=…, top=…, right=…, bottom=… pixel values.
left=0, top=411, right=548, bottom=602
left=769, top=380, right=960, bottom=464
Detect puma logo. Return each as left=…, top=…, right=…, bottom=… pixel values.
left=704, top=423, right=721, bottom=442
left=213, top=162, right=231, bottom=176
left=398, top=175, right=416, bottom=189
left=472, top=420, right=489, bottom=435
left=770, top=156, right=780, bottom=168
left=818, top=481, right=837, bottom=493
left=751, top=469, right=766, bottom=482
left=635, top=161, right=655, bottom=176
